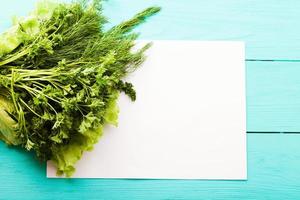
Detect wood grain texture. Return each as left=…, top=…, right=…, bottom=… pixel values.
left=247, top=61, right=300, bottom=132
left=103, top=0, right=300, bottom=60
left=1, top=0, right=300, bottom=60
left=1, top=134, right=300, bottom=200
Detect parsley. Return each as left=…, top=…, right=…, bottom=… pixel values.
left=0, top=0, right=160, bottom=177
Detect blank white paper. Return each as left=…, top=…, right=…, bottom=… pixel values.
left=47, top=40, right=247, bottom=179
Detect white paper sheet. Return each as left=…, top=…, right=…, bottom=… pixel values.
left=47, top=41, right=246, bottom=179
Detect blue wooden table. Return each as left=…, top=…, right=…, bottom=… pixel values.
left=1, top=0, right=300, bottom=199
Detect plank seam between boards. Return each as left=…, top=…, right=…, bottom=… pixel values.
left=247, top=131, right=300, bottom=134
left=246, top=59, right=300, bottom=62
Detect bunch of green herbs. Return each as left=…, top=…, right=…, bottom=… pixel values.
left=0, top=0, right=160, bottom=176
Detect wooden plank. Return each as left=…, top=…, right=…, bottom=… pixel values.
left=101, top=0, right=300, bottom=60
left=1, top=134, right=300, bottom=200
left=1, top=0, right=300, bottom=60
left=247, top=61, right=300, bottom=132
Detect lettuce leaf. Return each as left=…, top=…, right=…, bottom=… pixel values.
left=51, top=94, right=119, bottom=177
left=0, top=0, right=59, bottom=57
left=0, top=95, right=21, bottom=145
left=51, top=126, right=104, bottom=177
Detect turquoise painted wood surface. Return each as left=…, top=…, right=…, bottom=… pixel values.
left=246, top=62, right=300, bottom=132
left=1, top=0, right=300, bottom=199
left=1, top=134, right=300, bottom=199
left=1, top=0, right=300, bottom=60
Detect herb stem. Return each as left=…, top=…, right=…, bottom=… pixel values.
left=0, top=49, right=30, bottom=67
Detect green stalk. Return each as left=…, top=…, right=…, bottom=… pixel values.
left=0, top=48, right=30, bottom=67
left=19, top=98, right=44, bottom=118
